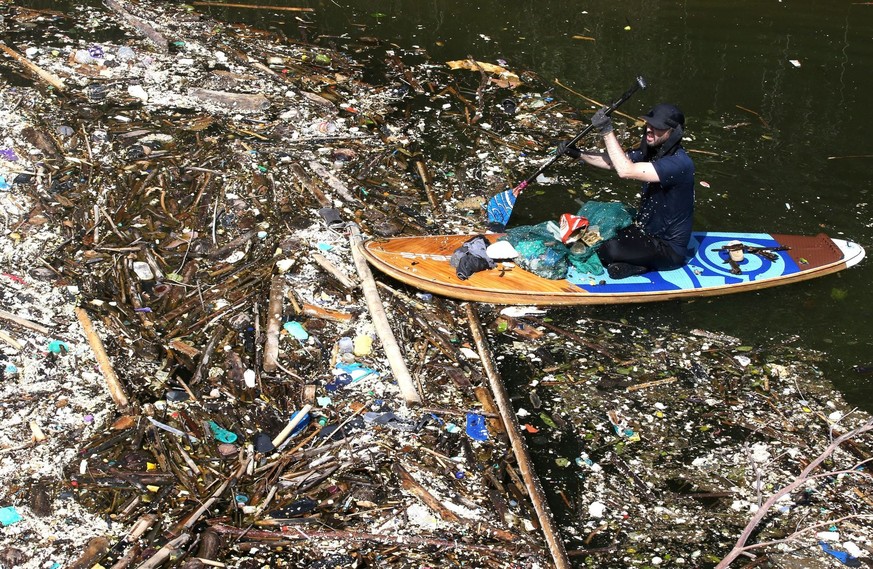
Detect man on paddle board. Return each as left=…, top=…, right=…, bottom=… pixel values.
left=560, top=103, right=695, bottom=280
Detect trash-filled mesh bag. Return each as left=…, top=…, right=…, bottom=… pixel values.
left=500, top=201, right=634, bottom=280
left=567, top=244, right=606, bottom=275
left=576, top=200, right=634, bottom=242
left=500, top=222, right=570, bottom=280
left=566, top=200, right=635, bottom=275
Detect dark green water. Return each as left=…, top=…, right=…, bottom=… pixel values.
left=210, top=0, right=873, bottom=409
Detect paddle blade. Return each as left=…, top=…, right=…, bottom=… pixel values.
left=485, top=189, right=517, bottom=231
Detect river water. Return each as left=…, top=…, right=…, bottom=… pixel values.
left=212, top=0, right=873, bottom=410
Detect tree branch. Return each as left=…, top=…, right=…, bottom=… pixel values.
left=716, top=419, right=873, bottom=568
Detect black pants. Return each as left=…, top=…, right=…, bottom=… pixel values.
left=596, top=224, right=685, bottom=271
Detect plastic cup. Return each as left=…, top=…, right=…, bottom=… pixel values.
left=728, top=240, right=744, bottom=262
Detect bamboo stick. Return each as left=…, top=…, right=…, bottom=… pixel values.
left=211, top=524, right=535, bottom=557
left=189, top=325, right=225, bottom=386
left=348, top=223, right=422, bottom=405
left=271, top=404, right=313, bottom=448
left=414, top=160, right=440, bottom=210
left=0, top=42, right=66, bottom=91
left=104, top=0, right=169, bottom=52
left=393, top=462, right=460, bottom=522
left=0, top=308, right=50, bottom=334
left=308, top=161, right=359, bottom=204
left=109, top=544, right=141, bottom=569
left=0, top=329, right=22, bottom=350
left=465, top=303, right=571, bottom=569
left=473, top=386, right=505, bottom=435
left=75, top=307, right=130, bottom=410
left=135, top=534, right=190, bottom=569
left=301, top=303, right=354, bottom=322
left=174, top=455, right=251, bottom=536
left=290, top=164, right=330, bottom=206
left=553, top=78, right=635, bottom=122
left=312, top=252, right=357, bottom=289
left=262, top=275, right=284, bottom=373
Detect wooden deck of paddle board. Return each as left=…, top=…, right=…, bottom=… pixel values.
left=362, top=233, right=862, bottom=305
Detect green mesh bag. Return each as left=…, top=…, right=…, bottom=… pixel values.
left=567, top=244, right=606, bottom=275
left=499, top=202, right=633, bottom=280
left=576, top=200, right=634, bottom=242
left=501, top=221, right=569, bottom=280
left=566, top=201, right=634, bottom=275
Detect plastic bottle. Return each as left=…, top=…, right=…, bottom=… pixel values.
left=131, top=261, right=154, bottom=281
left=337, top=336, right=354, bottom=353
left=117, top=46, right=136, bottom=62
left=340, top=352, right=356, bottom=364
left=73, top=49, right=95, bottom=65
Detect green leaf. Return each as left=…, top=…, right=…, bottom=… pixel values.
left=831, top=287, right=848, bottom=301
left=539, top=412, right=557, bottom=428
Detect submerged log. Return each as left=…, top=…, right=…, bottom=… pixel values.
left=189, top=88, right=271, bottom=112
left=103, top=0, right=169, bottom=52
left=68, top=537, right=110, bottom=569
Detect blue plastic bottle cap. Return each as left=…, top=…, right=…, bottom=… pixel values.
left=283, top=321, right=309, bottom=341
left=48, top=340, right=70, bottom=354
left=0, top=506, right=22, bottom=527
left=209, top=420, right=238, bottom=444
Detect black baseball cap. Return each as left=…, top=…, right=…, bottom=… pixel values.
left=640, top=103, right=685, bottom=129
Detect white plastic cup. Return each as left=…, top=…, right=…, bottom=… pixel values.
left=728, top=240, right=744, bottom=262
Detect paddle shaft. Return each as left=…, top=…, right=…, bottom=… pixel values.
left=511, top=76, right=647, bottom=194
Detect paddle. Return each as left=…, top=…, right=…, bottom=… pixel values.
left=486, top=76, right=648, bottom=231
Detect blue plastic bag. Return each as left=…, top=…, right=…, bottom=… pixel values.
left=819, top=541, right=861, bottom=567
left=466, top=412, right=489, bottom=441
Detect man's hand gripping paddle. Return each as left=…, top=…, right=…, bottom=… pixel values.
left=485, top=76, right=647, bottom=232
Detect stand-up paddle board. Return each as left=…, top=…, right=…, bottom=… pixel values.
left=362, top=232, right=865, bottom=305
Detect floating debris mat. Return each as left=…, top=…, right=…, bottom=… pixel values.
left=0, top=0, right=574, bottom=565
left=1, top=0, right=869, bottom=568
left=487, top=314, right=873, bottom=567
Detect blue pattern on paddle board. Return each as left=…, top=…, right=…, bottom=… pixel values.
left=567, top=232, right=801, bottom=294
